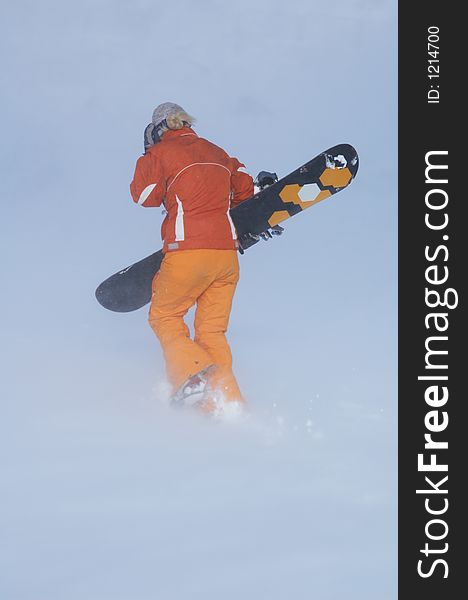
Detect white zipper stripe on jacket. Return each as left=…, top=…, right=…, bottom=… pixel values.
left=167, top=162, right=231, bottom=192
left=175, top=195, right=185, bottom=241
left=226, top=202, right=237, bottom=239
left=137, top=183, right=157, bottom=205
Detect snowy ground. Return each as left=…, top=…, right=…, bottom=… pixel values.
left=2, top=350, right=395, bottom=599
left=1, top=0, right=397, bottom=598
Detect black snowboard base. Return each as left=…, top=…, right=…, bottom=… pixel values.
left=95, top=250, right=163, bottom=313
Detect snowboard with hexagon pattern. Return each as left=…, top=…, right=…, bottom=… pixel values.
left=95, top=143, right=359, bottom=312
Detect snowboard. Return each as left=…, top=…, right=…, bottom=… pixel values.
left=96, top=143, right=359, bottom=312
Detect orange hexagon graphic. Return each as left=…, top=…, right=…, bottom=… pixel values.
left=279, top=183, right=332, bottom=211
left=268, top=210, right=290, bottom=226
left=319, top=167, right=353, bottom=189
left=279, top=184, right=302, bottom=204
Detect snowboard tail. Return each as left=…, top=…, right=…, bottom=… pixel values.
left=95, top=250, right=163, bottom=313
left=95, top=144, right=359, bottom=313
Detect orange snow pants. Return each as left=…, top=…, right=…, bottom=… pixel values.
left=148, top=249, right=243, bottom=403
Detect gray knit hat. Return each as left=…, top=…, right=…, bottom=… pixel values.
left=152, top=102, right=187, bottom=127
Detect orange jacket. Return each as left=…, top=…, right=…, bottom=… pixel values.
left=130, top=127, right=254, bottom=252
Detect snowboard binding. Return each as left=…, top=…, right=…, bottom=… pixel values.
left=238, top=171, right=284, bottom=254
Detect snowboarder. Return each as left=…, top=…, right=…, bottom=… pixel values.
left=130, top=102, right=254, bottom=413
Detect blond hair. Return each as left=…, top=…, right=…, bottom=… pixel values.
left=165, top=110, right=196, bottom=131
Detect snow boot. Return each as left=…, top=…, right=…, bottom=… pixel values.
left=170, top=366, right=215, bottom=409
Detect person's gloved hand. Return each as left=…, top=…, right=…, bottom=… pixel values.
left=255, top=171, right=278, bottom=190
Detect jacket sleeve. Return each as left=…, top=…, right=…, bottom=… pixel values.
left=229, top=158, right=254, bottom=208
left=130, top=152, right=166, bottom=207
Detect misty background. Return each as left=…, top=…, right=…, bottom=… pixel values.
left=1, top=1, right=397, bottom=598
